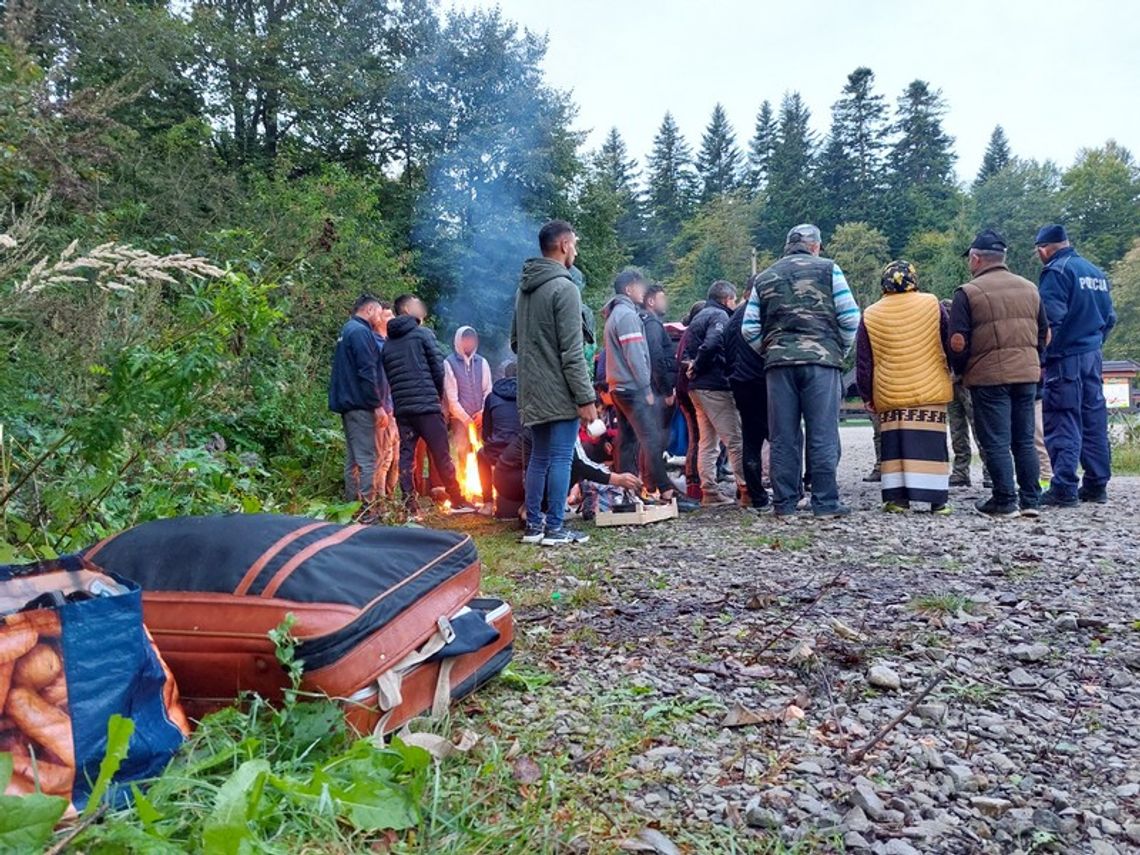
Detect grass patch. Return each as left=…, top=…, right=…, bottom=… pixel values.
left=910, top=592, right=976, bottom=615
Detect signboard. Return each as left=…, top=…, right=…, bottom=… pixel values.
left=1104, top=379, right=1131, bottom=409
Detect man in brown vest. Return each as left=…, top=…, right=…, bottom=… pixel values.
left=948, top=229, right=1049, bottom=519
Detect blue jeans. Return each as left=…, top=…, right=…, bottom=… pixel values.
left=766, top=365, right=842, bottom=514
left=524, top=418, right=579, bottom=531
left=1043, top=350, right=1111, bottom=497
left=970, top=383, right=1040, bottom=508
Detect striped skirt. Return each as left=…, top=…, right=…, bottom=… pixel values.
left=880, top=405, right=950, bottom=506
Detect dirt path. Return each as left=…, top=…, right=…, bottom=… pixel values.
left=458, top=425, right=1140, bottom=853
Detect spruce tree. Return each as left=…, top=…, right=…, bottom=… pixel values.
left=646, top=111, right=698, bottom=266
left=759, top=92, right=821, bottom=251
left=746, top=99, right=776, bottom=192
left=818, top=67, right=888, bottom=230
left=884, top=80, right=960, bottom=250
left=696, top=103, right=742, bottom=201
left=975, top=125, right=1012, bottom=185
left=594, top=127, right=648, bottom=267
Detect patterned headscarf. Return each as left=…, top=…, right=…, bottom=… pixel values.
left=881, top=260, right=918, bottom=293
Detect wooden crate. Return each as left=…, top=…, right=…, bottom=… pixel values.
left=595, top=498, right=678, bottom=527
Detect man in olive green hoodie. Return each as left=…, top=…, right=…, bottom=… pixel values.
left=510, top=220, right=598, bottom=546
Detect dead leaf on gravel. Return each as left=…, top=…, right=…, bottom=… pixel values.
left=512, top=755, right=542, bottom=784
left=746, top=593, right=776, bottom=610
left=721, top=702, right=778, bottom=727
left=786, top=638, right=815, bottom=664
left=830, top=617, right=865, bottom=641
left=618, top=828, right=681, bottom=854
left=782, top=703, right=806, bottom=723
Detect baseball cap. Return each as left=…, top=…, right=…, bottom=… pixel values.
left=962, top=228, right=1008, bottom=257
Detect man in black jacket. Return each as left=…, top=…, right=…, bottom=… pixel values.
left=683, top=280, right=746, bottom=506
left=640, top=283, right=678, bottom=421
left=725, top=277, right=769, bottom=509
left=479, top=361, right=523, bottom=510
left=329, top=294, right=385, bottom=505
left=381, top=294, right=474, bottom=515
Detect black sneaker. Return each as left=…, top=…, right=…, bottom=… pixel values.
left=1078, top=486, right=1108, bottom=504
left=974, top=498, right=1019, bottom=519
left=447, top=499, right=477, bottom=515
left=949, top=474, right=971, bottom=487
left=673, top=495, right=700, bottom=513
left=814, top=504, right=852, bottom=519
left=541, top=527, right=589, bottom=546
left=1019, top=505, right=1041, bottom=519
left=1041, top=489, right=1078, bottom=508
left=862, top=470, right=881, bottom=483
left=520, top=526, right=545, bottom=544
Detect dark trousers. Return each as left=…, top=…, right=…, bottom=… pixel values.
left=397, top=412, right=463, bottom=508
left=1043, top=350, right=1111, bottom=497
left=970, top=383, right=1040, bottom=509
left=342, top=410, right=377, bottom=503
left=767, top=365, right=842, bottom=515
left=677, top=392, right=700, bottom=489
left=731, top=378, right=769, bottom=507
left=612, top=389, right=671, bottom=494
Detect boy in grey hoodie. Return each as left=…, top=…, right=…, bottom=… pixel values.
left=604, top=268, right=695, bottom=510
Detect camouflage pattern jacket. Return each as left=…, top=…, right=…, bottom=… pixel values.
left=742, top=248, right=860, bottom=370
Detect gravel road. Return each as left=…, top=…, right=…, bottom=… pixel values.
left=471, top=424, right=1140, bottom=853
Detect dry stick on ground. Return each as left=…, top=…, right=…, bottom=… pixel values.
left=847, top=666, right=950, bottom=764
left=752, top=568, right=846, bottom=659
left=44, top=804, right=108, bottom=855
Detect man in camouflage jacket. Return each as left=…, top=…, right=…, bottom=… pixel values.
left=743, top=224, right=861, bottom=518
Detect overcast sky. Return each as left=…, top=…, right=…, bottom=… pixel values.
left=446, top=0, right=1140, bottom=185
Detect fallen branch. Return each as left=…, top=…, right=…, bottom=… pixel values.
left=45, top=803, right=108, bottom=855
left=753, top=569, right=845, bottom=659
left=847, top=666, right=949, bottom=764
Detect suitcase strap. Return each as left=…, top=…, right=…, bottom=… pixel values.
left=372, top=615, right=457, bottom=738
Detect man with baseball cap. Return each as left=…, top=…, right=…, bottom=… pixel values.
left=948, top=229, right=1050, bottom=518
left=743, top=223, right=861, bottom=518
left=1034, top=224, right=1117, bottom=506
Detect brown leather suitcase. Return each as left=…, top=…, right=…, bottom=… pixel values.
left=83, top=514, right=513, bottom=734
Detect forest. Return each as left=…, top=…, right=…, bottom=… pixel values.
left=2, top=0, right=1139, bottom=560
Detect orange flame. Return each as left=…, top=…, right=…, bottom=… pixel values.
left=461, top=422, right=483, bottom=502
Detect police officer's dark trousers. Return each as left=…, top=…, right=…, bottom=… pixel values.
left=1042, top=350, right=1111, bottom=497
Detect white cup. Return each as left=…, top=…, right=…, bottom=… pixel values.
left=587, top=418, right=606, bottom=438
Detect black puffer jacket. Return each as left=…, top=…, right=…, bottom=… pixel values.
left=683, top=301, right=733, bottom=391
left=381, top=315, right=445, bottom=417
left=725, top=302, right=766, bottom=386
left=481, top=376, right=522, bottom=462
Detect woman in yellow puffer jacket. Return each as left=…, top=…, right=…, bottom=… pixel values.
left=855, top=261, right=953, bottom=514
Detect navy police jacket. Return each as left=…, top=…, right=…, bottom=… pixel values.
left=1038, top=247, right=1116, bottom=362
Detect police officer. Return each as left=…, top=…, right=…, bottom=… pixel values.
left=1035, top=224, right=1117, bottom=506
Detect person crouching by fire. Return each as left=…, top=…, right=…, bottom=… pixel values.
left=443, top=325, right=492, bottom=476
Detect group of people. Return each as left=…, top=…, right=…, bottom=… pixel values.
left=329, top=214, right=1117, bottom=542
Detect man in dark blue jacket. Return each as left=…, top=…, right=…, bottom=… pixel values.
left=329, top=295, right=386, bottom=505
left=381, top=294, right=475, bottom=515
left=1035, top=225, right=1117, bottom=506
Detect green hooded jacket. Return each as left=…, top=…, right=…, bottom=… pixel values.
left=510, top=257, right=594, bottom=426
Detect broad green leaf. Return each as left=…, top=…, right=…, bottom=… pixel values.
left=0, top=793, right=68, bottom=853
left=202, top=759, right=270, bottom=855
left=339, top=781, right=418, bottom=831
left=84, top=714, right=135, bottom=816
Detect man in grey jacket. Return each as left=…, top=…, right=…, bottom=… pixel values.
left=603, top=268, right=694, bottom=509
left=511, top=220, right=598, bottom=546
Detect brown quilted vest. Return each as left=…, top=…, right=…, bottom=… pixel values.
left=960, top=265, right=1042, bottom=387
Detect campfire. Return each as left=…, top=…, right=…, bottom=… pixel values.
left=461, top=422, right=483, bottom=503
